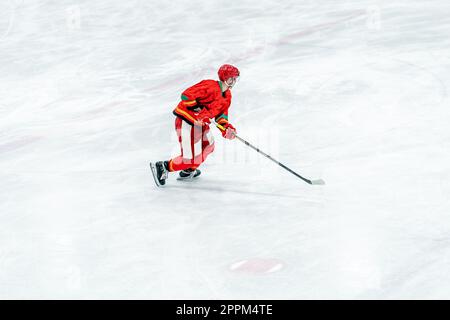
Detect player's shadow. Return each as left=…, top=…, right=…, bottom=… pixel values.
left=165, top=182, right=321, bottom=202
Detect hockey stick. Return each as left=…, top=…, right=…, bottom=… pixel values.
left=214, top=122, right=325, bottom=185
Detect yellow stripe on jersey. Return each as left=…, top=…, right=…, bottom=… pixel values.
left=182, top=100, right=197, bottom=106
left=175, top=107, right=198, bottom=123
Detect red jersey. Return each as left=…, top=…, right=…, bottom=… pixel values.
left=173, top=80, right=231, bottom=128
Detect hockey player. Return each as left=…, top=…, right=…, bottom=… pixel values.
left=150, top=64, right=240, bottom=186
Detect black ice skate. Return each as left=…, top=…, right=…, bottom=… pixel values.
left=177, top=168, right=201, bottom=181
left=150, top=161, right=169, bottom=187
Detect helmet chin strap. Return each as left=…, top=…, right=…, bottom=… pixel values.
left=219, top=81, right=228, bottom=92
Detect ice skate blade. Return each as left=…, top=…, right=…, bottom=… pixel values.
left=149, top=162, right=162, bottom=187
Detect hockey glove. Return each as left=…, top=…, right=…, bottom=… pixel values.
left=200, top=116, right=211, bottom=126
left=221, top=123, right=236, bottom=140
left=196, top=111, right=212, bottom=127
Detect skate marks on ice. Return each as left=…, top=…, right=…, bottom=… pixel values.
left=0, top=0, right=22, bottom=41
left=360, top=237, right=450, bottom=299
left=143, top=9, right=366, bottom=94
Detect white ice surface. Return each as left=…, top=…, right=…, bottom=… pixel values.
left=1, top=0, right=450, bottom=299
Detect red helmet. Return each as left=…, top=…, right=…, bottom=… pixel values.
left=218, top=64, right=240, bottom=81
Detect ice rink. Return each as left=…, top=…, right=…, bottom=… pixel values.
left=1, top=0, right=450, bottom=299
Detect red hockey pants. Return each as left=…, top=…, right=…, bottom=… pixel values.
left=168, top=117, right=215, bottom=172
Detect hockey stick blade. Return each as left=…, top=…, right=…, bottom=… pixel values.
left=310, top=179, right=325, bottom=185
